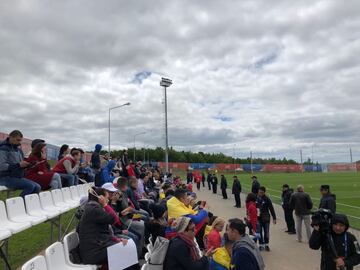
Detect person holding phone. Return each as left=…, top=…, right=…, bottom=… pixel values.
left=78, top=187, right=128, bottom=266
left=0, top=130, right=40, bottom=197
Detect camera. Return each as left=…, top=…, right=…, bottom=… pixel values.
left=311, top=208, right=333, bottom=233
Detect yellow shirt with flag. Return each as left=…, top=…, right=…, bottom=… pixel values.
left=167, top=196, right=197, bottom=219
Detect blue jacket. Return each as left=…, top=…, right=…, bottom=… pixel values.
left=100, top=160, right=116, bottom=185
left=0, top=139, right=25, bottom=178
left=91, top=144, right=102, bottom=170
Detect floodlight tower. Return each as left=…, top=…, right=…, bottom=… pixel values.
left=160, top=77, right=172, bottom=174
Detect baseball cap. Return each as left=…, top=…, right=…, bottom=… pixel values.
left=101, top=183, right=118, bottom=192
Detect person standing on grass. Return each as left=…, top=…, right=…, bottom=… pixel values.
left=207, top=171, right=212, bottom=190
left=186, top=169, right=193, bottom=184
left=289, top=185, right=313, bottom=242
left=212, top=173, right=218, bottom=194
left=194, top=171, right=202, bottom=191
left=251, top=175, right=260, bottom=195
left=232, top=176, right=241, bottom=207
left=0, top=130, right=41, bottom=197
left=256, top=186, right=276, bottom=251
left=202, top=171, right=206, bottom=188
left=319, top=184, right=336, bottom=214
left=281, top=184, right=296, bottom=234
left=220, top=175, right=228, bottom=199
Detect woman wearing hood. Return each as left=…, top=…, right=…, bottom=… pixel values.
left=310, top=213, right=360, bottom=270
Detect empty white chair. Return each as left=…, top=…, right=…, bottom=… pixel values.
left=70, top=186, right=80, bottom=201
left=45, top=242, right=92, bottom=270
left=61, top=188, right=79, bottom=207
left=22, top=255, right=48, bottom=270
left=39, top=191, right=67, bottom=214
left=25, top=194, right=60, bottom=219
left=63, top=232, right=97, bottom=270
left=0, top=201, right=31, bottom=233
left=6, top=197, right=47, bottom=226
left=51, top=189, right=72, bottom=210
left=76, top=185, right=86, bottom=198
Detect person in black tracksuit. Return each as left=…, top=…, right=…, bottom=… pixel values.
left=251, top=176, right=260, bottom=195
left=186, top=170, right=193, bottom=184
left=207, top=172, right=212, bottom=190
left=211, top=174, right=218, bottom=194
left=201, top=172, right=206, bottom=187
left=232, top=176, right=241, bottom=207
left=256, top=186, right=276, bottom=251
left=281, top=184, right=296, bottom=234
left=220, top=175, right=228, bottom=199
left=309, top=213, right=360, bottom=270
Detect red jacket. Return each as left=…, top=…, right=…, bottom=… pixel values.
left=246, top=201, right=258, bottom=233
left=207, top=229, right=221, bottom=250
left=194, top=171, right=201, bottom=183
left=53, top=156, right=76, bottom=174
left=25, top=155, right=54, bottom=190
left=127, top=165, right=136, bottom=177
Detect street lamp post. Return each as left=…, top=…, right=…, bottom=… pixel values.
left=160, top=77, right=172, bottom=173
left=133, top=132, right=146, bottom=161
left=108, top=102, right=131, bottom=156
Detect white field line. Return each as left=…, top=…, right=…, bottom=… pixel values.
left=241, top=183, right=360, bottom=210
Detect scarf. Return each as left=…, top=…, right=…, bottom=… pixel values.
left=177, top=232, right=201, bottom=261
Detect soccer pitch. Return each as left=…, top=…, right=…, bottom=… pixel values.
left=176, top=171, right=360, bottom=229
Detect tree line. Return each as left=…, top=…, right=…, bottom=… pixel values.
left=98, top=147, right=304, bottom=164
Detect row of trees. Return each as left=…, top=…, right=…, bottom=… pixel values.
left=100, top=147, right=304, bottom=164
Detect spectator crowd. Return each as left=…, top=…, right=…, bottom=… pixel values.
left=1, top=130, right=360, bottom=270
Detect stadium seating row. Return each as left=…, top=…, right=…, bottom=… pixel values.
left=22, top=232, right=97, bottom=270
left=0, top=183, right=93, bottom=270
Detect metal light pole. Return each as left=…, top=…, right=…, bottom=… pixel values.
left=160, top=77, right=172, bottom=173
left=133, top=132, right=146, bottom=161
left=108, top=102, right=131, bottom=156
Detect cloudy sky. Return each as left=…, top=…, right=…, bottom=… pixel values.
left=1, top=0, right=360, bottom=163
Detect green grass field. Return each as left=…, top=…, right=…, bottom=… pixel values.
left=176, top=171, right=360, bottom=229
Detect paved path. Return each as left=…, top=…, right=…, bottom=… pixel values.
left=196, top=186, right=360, bottom=270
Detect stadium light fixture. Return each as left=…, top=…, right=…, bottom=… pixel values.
left=160, top=77, right=172, bottom=173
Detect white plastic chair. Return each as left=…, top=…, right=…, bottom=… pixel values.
left=51, top=189, right=72, bottom=210
left=0, top=229, right=11, bottom=241
left=6, top=197, right=47, bottom=225
left=45, top=242, right=91, bottom=270
left=0, top=201, right=31, bottom=233
left=22, top=255, right=48, bottom=270
left=63, top=232, right=97, bottom=270
left=70, top=186, right=80, bottom=201
left=61, top=188, right=80, bottom=207
left=39, top=191, right=67, bottom=214
left=76, top=185, right=85, bottom=197
left=25, top=194, right=60, bottom=219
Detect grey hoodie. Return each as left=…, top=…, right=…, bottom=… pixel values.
left=233, top=234, right=265, bottom=270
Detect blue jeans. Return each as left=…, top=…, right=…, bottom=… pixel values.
left=59, top=174, right=78, bottom=186
left=0, top=176, right=41, bottom=197
left=259, top=220, right=270, bottom=245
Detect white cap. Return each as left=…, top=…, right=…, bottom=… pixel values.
left=101, top=182, right=118, bottom=192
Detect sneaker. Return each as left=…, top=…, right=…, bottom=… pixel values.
left=259, top=246, right=265, bottom=251
left=285, top=230, right=289, bottom=233
left=288, top=231, right=296, bottom=235
left=265, top=246, right=270, bottom=252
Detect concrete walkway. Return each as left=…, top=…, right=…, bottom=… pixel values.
left=196, top=186, right=360, bottom=270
